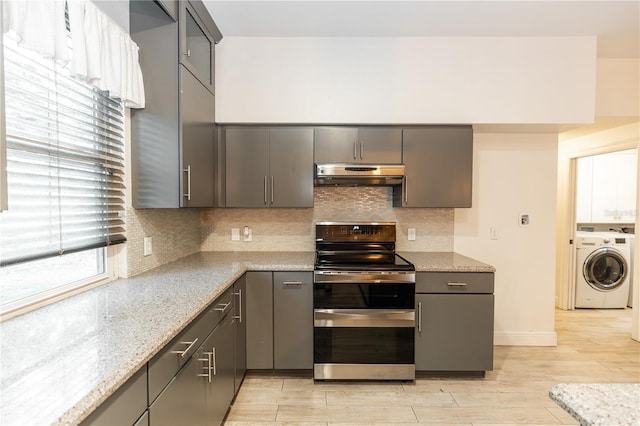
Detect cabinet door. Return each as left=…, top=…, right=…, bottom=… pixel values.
left=314, top=127, right=359, bottom=163
left=233, top=275, right=247, bottom=394
left=130, top=0, right=180, bottom=208
left=225, top=128, right=270, bottom=207
left=149, top=348, right=207, bottom=426
left=358, top=127, right=402, bottom=164
left=415, top=294, right=494, bottom=371
left=179, top=1, right=215, bottom=93
left=273, top=272, right=313, bottom=369
left=270, top=127, right=314, bottom=207
left=180, top=66, right=215, bottom=207
left=395, top=126, right=473, bottom=208
left=204, top=314, right=235, bottom=425
left=246, top=272, right=274, bottom=369
left=80, top=367, right=147, bottom=426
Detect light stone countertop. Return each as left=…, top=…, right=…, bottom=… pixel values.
left=0, top=250, right=492, bottom=425
left=401, top=252, right=496, bottom=272
left=549, top=383, right=640, bottom=425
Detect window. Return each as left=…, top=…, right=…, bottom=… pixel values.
left=0, top=33, right=126, bottom=316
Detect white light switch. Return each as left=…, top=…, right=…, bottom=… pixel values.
left=143, top=236, right=152, bottom=256
left=231, top=228, right=240, bottom=241
left=408, top=228, right=416, bottom=241
left=490, top=227, right=498, bottom=240
left=243, top=226, right=252, bottom=242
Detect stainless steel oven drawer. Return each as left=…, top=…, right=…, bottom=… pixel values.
left=314, top=309, right=415, bottom=327
left=415, top=272, right=494, bottom=294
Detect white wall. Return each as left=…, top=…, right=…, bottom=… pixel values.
left=215, top=36, right=596, bottom=124
left=596, top=58, right=640, bottom=118
left=454, top=133, right=559, bottom=346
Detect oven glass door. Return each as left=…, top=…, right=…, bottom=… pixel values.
left=314, top=326, right=414, bottom=364
left=313, top=282, right=415, bottom=309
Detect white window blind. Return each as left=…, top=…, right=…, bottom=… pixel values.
left=0, top=35, right=126, bottom=267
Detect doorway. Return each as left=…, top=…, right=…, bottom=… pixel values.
left=556, top=122, right=640, bottom=341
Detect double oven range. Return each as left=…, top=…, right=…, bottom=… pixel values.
left=313, top=222, right=416, bottom=381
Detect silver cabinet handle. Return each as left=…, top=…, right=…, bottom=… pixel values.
left=197, top=352, right=212, bottom=382
left=214, top=301, right=231, bottom=314
left=447, top=282, right=468, bottom=287
left=263, top=176, right=268, bottom=204
left=271, top=176, right=274, bottom=204
left=283, top=281, right=302, bottom=289
left=183, top=165, right=191, bottom=201
left=417, top=302, right=422, bottom=333
left=403, top=175, right=408, bottom=204
left=359, top=140, right=364, bottom=160
left=353, top=140, right=357, bottom=160
left=212, top=347, right=217, bottom=376
left=234, top=289, right=243, bottom=323
left=170, top=337, right=199, bottom=358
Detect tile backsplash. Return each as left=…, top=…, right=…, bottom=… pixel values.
left=126, top=207, right=202, bottom=277
left=201, top=187, right=453, bottom=252
left=126, top=188, right=454, bottom=277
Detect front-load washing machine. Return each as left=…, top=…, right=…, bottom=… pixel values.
left=575, top=231, right=631, bottom=308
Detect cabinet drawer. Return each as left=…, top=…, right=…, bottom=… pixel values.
left=80, top=367, right=147, bottom=426
left=148, top=287, right=233, bottom=403
left=416, top=272, right=494, bottom=294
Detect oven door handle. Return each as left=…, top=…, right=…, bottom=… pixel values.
left=314, top=309, right=415, bottom=327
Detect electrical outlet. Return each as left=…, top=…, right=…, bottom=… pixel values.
left=143, top=236, right=152, bottom=256
left=519, top=214, right=531, bottom=227
left=407, top=228, right=416, bottom=241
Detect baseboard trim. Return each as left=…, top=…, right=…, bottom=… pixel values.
left=494, top=331, right=558, bottom=346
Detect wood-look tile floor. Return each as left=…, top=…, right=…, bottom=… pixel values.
left=225, top=309, right=640, bottom=425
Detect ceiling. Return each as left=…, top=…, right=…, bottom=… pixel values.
left=203, top=1, right=640, bottom=58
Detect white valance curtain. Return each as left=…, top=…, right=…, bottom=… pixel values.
left=2, top=0, right=145, bottom=108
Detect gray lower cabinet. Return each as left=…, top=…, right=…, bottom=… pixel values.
left=245, top=271, right=313, bottom=370
left=246, top=272, right=274, bottom=369
left=148, top=313, right=234, bottom=426
left=223, top=127, right=314, bottom=208
left=233, top=274, right=247, bottom=393
left=204, top=313, right=235, bottom=425
left=273, top=272, right=313, bottom=369
left=314, top=126, right=402, bottom=164
left=415, top=272, right=494, bottom=372
left=393, top=126, right=473, bottom=208
left=80, top=367, right=147, bottom=426
left=148, top=343, right=208, bottom=426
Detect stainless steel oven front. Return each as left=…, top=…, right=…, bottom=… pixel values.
left=313, top=270, right=415, bottom=380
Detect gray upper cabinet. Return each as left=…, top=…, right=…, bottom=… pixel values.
left=394, top=126, right=473, bottom=208
left=314, top=127, right=402, bottom=164
left=224, top=127, right=314, bottom=208
left=130, top=0, right=219, bottom=208
left=179, top=1, right=219, bottom=94
left=180, top=67, right=215, bottom=207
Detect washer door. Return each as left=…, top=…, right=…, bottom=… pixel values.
left=583, top=247, right=628, bottom=291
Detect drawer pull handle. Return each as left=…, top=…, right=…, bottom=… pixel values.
left=283, top=281, right=302, bottom=289
left=447, top=282, right=468, bottom=287
left=214, top=302, right=231, bottom=314
left=171, top=337, right=199, bottom=358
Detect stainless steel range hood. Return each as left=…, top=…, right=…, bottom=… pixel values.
left=314, top=164, right=405, bottom=186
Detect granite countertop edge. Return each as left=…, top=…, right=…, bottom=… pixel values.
left=548, top=383, right=640, bottom=426
left=0, top=250, right=493, bottom=426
